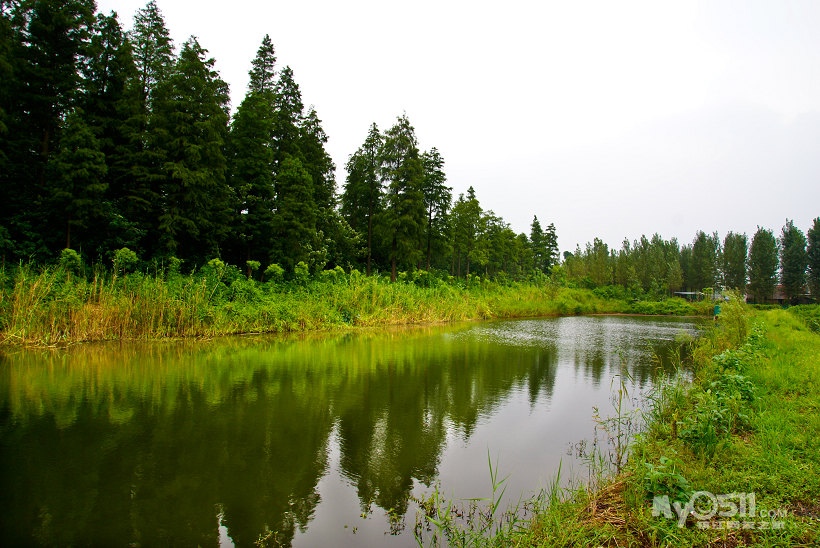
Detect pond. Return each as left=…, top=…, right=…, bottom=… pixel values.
left=0, top=315, right=698, bottom=546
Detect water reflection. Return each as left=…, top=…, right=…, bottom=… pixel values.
left=0, top=316, right=696, bottom=546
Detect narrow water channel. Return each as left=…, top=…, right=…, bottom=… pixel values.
left=0, top=315, right=698, bottom=546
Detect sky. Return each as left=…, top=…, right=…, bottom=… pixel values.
left=96, top=0, right=820, bottom=254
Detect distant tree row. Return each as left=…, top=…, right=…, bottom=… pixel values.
left=562, top=218, right=820, bottom=303
left=0, top=0, right=558, bottom=281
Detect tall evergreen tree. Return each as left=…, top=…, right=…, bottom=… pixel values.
left=450, top=187, right=484, bottom=277
left=779, top=219, right=808, bottom=302
left=722, top=231, right=748, bottom=291
left=81, top=11, right=141, bottom=253
left=46, top=109, right=107, bottom=251
left=544, top=222, right=559, bottom=273
left=529, top=216, right=546, bottom=274
left=748, top=227, right=778, bottom=303
left=126, top=0, right=174, bottom=256
left=299, top=106, right=348, bottom=269
left=151, top=36, right=231, bottom=261
left=342, top=123, right=383, bottom=275
left=3, top=0, right=95, bottom=259
left=585, top=238, right=611, bottom=286
left=130, top=0, right=172, bottom=112
left=690, top=230, right=720, bottom=291
left=378, top=114, right=425, bottom=281
left=226, top=35, right=278, bottom=265
left=271, top=65, right=304, bottom=166
left=273, top=156, right=319, bottom=272
left=808, top=217, right=820, bottom=299
left=300, top=107, right=336, bottom=213
left=0, top=1, right=19, bottom=258
left=420, top=147, right=451, bottom=270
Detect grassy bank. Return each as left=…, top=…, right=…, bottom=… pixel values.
left=418, top=304, right=819, bottom=546
left=0, top=263, right=712, bottom=346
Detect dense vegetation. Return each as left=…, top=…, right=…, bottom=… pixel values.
left=0, top=259, right=720, bottom=346
left=1, top=1, right=817, bottom=304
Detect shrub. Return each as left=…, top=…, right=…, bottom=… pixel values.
left=112, top=247, right=139, bottom=275
left=264, top=263, right=285, bottom=284
left=58, top=248, right=83, bottom=275
left=246, top=260, right=261, bottom=279
left=293, top=261, right=310, bottom=285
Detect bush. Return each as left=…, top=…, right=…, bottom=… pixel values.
left=293, top=261, right=310, bottom=285
left=264, top=263, right=285, bottom=284
left=112, top=247, right=139, bottom=275
left=58, top=248, right=83, bottom=275
left=246, top=260, right=261, bottom=279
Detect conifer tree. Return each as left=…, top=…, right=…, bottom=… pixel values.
left=271, top=66, right=304, bottom=166
left=151, top=37, right=230, bottom=260
left=46, top=109, right=107, bottom=251
left=451, top=187, right=484, bottom=277
left=130, top=0, right=173, bottom=112
left=226, top=35, right=278, bottom=265
left=808, top=218, right=820, bottom=299
left=81, top=11, right=141, bottom=252
left=529, top=216, right=546, bottom=274
left=126, top=0, right=174, bottom=256
left=748, top=227, right=778, bottom=303
left=273, top=156, right=319, bottom=272
left=379, top=114, right=425, bottom=281
left=779, top=219, right=808, bottom=302
left=342, top=123, right=383, bottom=275
left=420, top=147, right=451, bottom=270
left=690, top=230, right=720, bottom=291
left=3, top=0, right=95, bottom=259
left=544, top=222, right=559, bottom=273
left=722, top=231, right=748, bottom=291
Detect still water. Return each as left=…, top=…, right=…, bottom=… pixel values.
left=0, top=315, right=697, bottom=546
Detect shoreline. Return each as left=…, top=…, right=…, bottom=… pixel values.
left=443, top=304, right=820, bottom=546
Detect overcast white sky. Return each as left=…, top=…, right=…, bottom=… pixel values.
left=97, top=0, right=820, bottom=254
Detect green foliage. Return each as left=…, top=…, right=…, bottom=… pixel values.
left=293, top=261, right=310, bottom=285
left=318, top=265, right=345, bottom=284
left=722, top=231, right=748, bottom=290
left=379, top=114, right=425, bottom=281
left=246, top=260, right=260, bottom=278
left=58, top=248, right=83, bottom=275
left=690, top=230, right=720, bottom=291
left=808, top=217, right=820, bottom=298
left=642, top=455, right=692, bottom=502
left=264, top=263, right=285, bottom=284
left=627, top=297, right=697, bottom=316
left=273, top=156, right=319, bottom=271
left=748, top=226, right=779, bottom=303
left=152, top=37, right=231, bottom=260
left=112, top=247, right=138, bottom=275
left=779, top=218, right=808, bottom=302
left=789, top=304, right=820, bottom=333
left=341, top=123, right=383, bottom=275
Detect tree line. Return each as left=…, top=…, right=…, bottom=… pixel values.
left=562, top=219, right=820, bottom=303
left=0, top=0, right=560, bottom=282
left=1, top=1, right=817, bottom=301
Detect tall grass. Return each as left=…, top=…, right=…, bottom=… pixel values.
left=0, top=263, right=710, bottom=346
